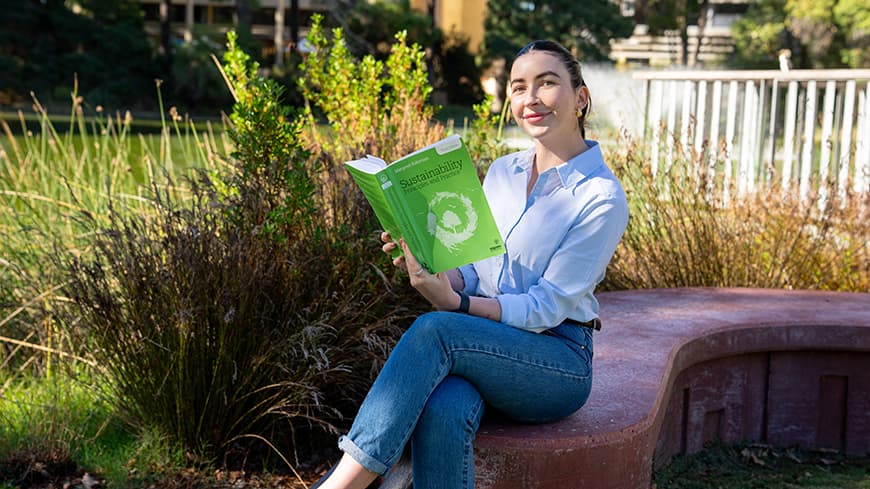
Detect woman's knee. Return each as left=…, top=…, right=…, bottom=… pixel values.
left=418, top=376, right=484, bottom=432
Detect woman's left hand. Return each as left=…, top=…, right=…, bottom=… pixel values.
left=400, top=239, right=460, bottom=311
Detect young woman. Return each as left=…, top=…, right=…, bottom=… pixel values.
left=313, top=40, right=629, bottom=489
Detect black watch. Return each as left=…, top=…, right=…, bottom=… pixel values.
left=454, top=291, right=470, bottom=314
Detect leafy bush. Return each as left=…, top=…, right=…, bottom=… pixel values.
left=462, top=94, right=511, bottom=173
left=339, top=1, right=483, bottom=106
left=730, top=0, right=870, bottom=68
left=603, top=133, right=869, bottom=291
left=299, top=15, right=444, bottom=163
left=59, top=30, right=425, bottom=468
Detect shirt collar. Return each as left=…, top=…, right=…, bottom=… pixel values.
left=556, top=140, right=603, bottom=188
left=510, top=140, right=604, bottom=189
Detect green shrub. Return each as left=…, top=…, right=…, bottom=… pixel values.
left=340, top=1, right=483, bottom=106
left=299, top=15, right=444, bottom=163
left=462, top=93, right=510, bottom=174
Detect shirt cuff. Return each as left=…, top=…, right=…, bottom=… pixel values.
left=458, top=264, right=479, bottom=295
left=496, top=294, right=524, bottom=327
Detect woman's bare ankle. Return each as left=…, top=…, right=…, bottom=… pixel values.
left=315, top=453, right=378, bottom=489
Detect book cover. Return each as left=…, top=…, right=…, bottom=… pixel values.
left=345, top=134, right=505, bottom=273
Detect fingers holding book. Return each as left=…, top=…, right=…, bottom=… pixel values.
left=398, top=240, right=428, bottom=279
left=380, top=231, right=406, bottom=270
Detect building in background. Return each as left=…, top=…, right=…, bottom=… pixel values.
left=609, top=0, right=752, bottom=67
left=136, top=0, right=333, bottom=65
left=134, top=0, right=489, bottom=64
left=408, top=0, right=487, bottom=53
left=134, top=0, right=751, bottom=68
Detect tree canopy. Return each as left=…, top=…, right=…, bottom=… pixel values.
left=0, top=0, right=157, bottom=108
left=481, top=0, right=633, bottom=64
left=731, top=0, right=869, bottom=68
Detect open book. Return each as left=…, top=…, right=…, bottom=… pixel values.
left=344, top=134, right=506, bottom=273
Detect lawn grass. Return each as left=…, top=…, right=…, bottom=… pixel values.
left=0, top=370, right=186, bottom=488
left=0, top=109, right=221, bottom=136
left=655, top=442, right=870, bottom=489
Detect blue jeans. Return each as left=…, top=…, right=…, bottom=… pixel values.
left=338, top=311, right=594, bottom=489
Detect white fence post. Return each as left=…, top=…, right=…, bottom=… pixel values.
left=724, top=80, right=739, bottom=205
left=755, top=79, right=767, bottom=190
left=800, top=80, right=817, bottom=203
left=838, top=80, right=856, bottom=204
left=782, top=81, right=799, bottom=191
left=680, top=80, right=694, bottom=162
left=666, top=80, right=678, bottom=173
left=649, top=80, right=662, bottom=176
left=818, top=80, right=837, bottom=211
left=856, top=85, right=869, bottom=195
left=739, top=80, right=757, bottom=198
left=766, top=80, right=780, bottom=187
left=708, top=80, right=723, bottom=199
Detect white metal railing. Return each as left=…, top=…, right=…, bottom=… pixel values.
left=635, top=69, right=870, bottom=207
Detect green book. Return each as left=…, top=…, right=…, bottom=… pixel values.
left=344, top=134, right=506, bottom=274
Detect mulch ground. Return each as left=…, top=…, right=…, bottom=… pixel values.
left=1, top=453, right=327, bottom=489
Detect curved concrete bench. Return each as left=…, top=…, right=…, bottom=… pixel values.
left=473, top=287, right=870, bottom=489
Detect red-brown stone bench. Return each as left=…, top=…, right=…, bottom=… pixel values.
left=472, top=287, right=870, bottom=489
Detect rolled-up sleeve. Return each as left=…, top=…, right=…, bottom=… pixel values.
left=458, top=263, right=479, bottom=296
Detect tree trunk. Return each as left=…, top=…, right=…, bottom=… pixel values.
left=290, top=0, right=299, bottom=47
left=634, top=0, right=649, bottom=25
left=235, top=0, right=254, bottom=55
left=159, top=0, right=171, bottom=57
left=185, top=0, right=194, bottom=42
left=680, top=24, right=688, bottom=65
left=274, top=0, right=285, bottom=66
left=691, top=0, right=709, bottom=66
left=159, top=0, right=173, bottom=81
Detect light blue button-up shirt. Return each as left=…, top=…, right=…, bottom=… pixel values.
left=458, top=140, right=628, bottom=333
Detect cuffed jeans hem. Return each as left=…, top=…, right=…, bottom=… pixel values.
left=338, top=435, right=390, bottom=476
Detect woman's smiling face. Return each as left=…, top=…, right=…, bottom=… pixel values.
left=508, top=50, right=587, bottom=142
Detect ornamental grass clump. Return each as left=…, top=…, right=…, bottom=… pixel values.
left=603, top=132, right=869, bottom=291
left=1, top=86, right=220, bottom=486
left=0, top=85, right=223, bottom=376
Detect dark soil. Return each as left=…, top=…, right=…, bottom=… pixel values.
left=0, top=451, right=326, bottom=489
